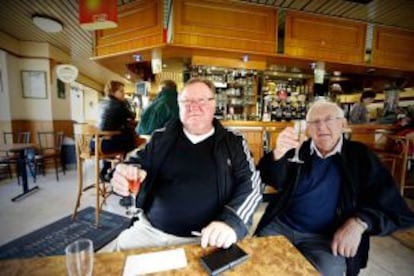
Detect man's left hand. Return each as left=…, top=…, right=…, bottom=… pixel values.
left=331, top=217, right=366, bottom=258
left=200, top=221, right=237, bottom=249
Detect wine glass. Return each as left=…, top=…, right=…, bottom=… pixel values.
left=288, top=119, right=306, bottom=164
left=65, top=239, right=94, bottom=276
left=126, top=165, right=141, bottom=216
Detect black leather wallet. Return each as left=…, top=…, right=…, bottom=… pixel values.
left=200, top=244, right=249, bottom=275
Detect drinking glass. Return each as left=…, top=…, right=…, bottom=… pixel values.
left=126, top=165, right=141, bottom=216
left=288, top=119, right=306, bottom=164
left=65, top=238, right=93, bottom=276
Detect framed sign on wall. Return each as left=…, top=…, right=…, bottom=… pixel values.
left=57, top=79, right=66, bottom=99
left=21, top=70, right=47, bottom=99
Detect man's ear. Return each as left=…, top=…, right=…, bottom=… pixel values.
left=342, top=118, right=348, bottom=128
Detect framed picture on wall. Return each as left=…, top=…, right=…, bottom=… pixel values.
left=21, top=70, right=47, bottom=99
left=57, top=78, right=65, bottom=99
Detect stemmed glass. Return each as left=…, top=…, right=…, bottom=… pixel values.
left=65, top=239, right=94, bottom=276
left=126, top=165, right=141, bottom=216
left=288, top=119, right=306, bottom=164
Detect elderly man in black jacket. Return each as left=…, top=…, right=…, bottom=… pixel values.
left=111, top=78, right=262, bottom=250
left=255, top=99, right=414, bottom=276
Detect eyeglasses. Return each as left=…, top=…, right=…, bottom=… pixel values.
left=178, top=97, right=215, bottom=106
left=307, top=116, right=342, bottom=127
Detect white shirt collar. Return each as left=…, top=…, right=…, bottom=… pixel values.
left=183, top=127, right=215, bottom=144
left=310, top=135, right=343, bottom=159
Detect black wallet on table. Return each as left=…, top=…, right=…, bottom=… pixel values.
left=200, top=244, right=249, bottom=275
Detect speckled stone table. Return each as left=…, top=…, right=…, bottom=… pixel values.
left=0, top=236, right=319, bottom=275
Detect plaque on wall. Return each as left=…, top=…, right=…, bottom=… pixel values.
left=21, top=70, right=47, bottom=99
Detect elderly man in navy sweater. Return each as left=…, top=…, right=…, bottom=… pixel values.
left=255, top=100, right=414, bottom=276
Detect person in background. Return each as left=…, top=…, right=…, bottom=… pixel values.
left=96, top=80, right=137, bottom=181
left=349, top=90, right=376, bottom=124
left=111, top=78, right=262, bottom=250
left=395, top=109, right=414, bottom=131
left=136, top=79, right=179, bottom=135
left=255, top=100, right=414, bottom=275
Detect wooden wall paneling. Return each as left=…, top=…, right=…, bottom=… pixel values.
left=371, top=26, right=414, bottom=71
left=11, top=120, right=54, bottom=143
left=173, top=0, right=277, bottom=54
left=94, top=0, right=164, bottom=57
left=10, top=120, right=73, bottom=143
left=53, top=120, right=75, bottom=139
left=284, top=11, right=366, bottom=64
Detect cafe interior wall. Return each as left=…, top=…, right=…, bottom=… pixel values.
left=0, top=50, right=12, bottom=133
left=0, top=32, right=105, bottom=136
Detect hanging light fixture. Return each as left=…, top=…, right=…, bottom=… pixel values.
left=32, top=15, right=63, bottom=33
left=79, top=0, right=118, bottom=31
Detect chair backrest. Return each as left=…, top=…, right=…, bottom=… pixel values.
left=37, top=131, right=64, bottom=153
left=73, top=123, right=123, bottom=160
left=229, top=126, right=264, bottom=164
left=372, top=134, right=409, bottom=195
left=73, top=123, right=97, bottom=159
left=3, top=131, right=31, bottom=144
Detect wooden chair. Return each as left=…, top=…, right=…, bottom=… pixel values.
left=72, top=123, right=125, bottom=227
left=371, top=134, right=410, bottom=196
left=35, top=131, right=65, bottom=181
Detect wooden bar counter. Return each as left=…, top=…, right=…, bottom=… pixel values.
left=221, top=120, right=397, bottom=157
left=0, top=236, right=319, bottom=275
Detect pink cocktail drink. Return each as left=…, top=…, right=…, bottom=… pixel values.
left=128, top=178, right=141, bottom=195
left=126, top=167, right=141, bottom=216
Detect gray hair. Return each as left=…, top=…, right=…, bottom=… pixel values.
left=306, top=99, right=345, bottom=121
left=182, top=78, right=216, bottom=95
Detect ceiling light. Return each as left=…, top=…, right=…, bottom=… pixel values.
left=32, top=15, right=63, bottom=33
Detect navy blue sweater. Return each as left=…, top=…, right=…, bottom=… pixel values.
left=280, top=155, right=341, bottom=234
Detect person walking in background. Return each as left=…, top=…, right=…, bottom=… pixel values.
left=349, top=90, right=376, bottom=124
left=255, top=100, right=414, bottom=275
left=136, top=79, right=179, bottom=135
left=111, top=78, right=262, bottom=250
left=95, top=80, right=137, bottom=181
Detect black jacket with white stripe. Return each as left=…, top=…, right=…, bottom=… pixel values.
left=129, top=118, right=262, bottom=239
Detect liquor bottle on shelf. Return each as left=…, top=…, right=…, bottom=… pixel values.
left=283, top=101, right=292, bottom=121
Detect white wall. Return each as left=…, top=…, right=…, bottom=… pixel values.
left=70, top=82, right=100, bottom=123
left=51, top=66, right=72, bottom=120
left=11, top=58, right=52, bottom=120
left=0, top=50, right=11, bottom=121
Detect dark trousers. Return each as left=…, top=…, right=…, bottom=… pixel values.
left=257, top=218, right=346, bottom=276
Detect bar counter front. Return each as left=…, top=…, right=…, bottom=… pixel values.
left=0, top=236, right=319, bottom=275
left=221, top=120, right=397, bottom=163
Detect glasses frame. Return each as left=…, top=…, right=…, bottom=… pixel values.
left=306, top=116, right=343, bottom=128
left=178, top=97, right=215, bottom=106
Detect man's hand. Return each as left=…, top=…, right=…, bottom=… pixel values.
left=331, top=217, right=366, bottom=258
left=200, top=221, right=237, bottom=249
left=273, top=127, right=302, bottom=160
left=111, top=164, right=147, bottom=196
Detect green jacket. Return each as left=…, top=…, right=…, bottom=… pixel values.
left=136, top=88, right=179, bottom=135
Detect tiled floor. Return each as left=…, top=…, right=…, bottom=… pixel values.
left=0, top=168, right=413, bottom=275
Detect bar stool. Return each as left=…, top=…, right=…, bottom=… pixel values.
left=72, top=123, right=125, bottom=227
